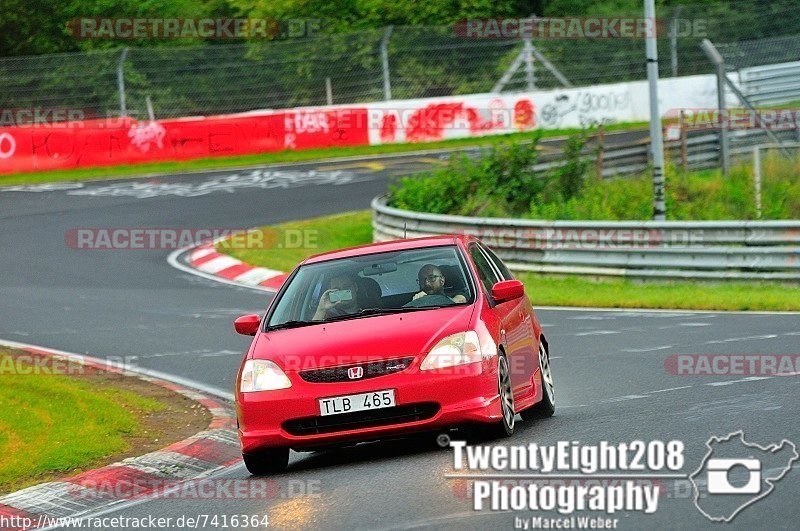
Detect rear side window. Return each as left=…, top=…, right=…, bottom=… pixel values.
left=481, top=244, right=514, bottom=281
left=468, top=244, right=500, bottom=297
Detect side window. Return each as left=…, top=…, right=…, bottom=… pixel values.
left=481, top=244, right=514, bottom=280
left=469, top=244, right=500, bottom=297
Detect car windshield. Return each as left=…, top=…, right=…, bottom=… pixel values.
left=266, top=245, right=474, bottom=329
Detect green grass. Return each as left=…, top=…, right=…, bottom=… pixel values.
left=217, top=210, right=800, bottom=311
left=514, top=273, right=800, bottom=311
left=391, top=145, right=800, bottom=221
left=0, top=121, right=647, bottom=187
left=219, top=211, right=373, bottom=273
left=0, top=352, right=165, bottom=492
left=528, top=156, right=800, bottom=220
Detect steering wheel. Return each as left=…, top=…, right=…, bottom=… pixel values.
left=403, top=294, right=456, bottom=308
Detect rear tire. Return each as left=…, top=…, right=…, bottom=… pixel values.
left=242, top=448, right=290, bottom=475
left=521, top=341, right=555, bottom=421
left=481, top=353, right=515, bottom=439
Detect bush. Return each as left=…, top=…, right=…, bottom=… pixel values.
left=390, top=138, right=800, bottom=221
left=389, top=132, right=590, bottom=217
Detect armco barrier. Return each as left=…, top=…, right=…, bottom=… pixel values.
left=372, top=196, right=800, bottom=281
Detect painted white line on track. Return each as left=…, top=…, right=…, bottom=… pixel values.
left=574, top=330, right=620, bottom=336
left=706, top=376, right=775, bottom=386
left=621, top=345, right=674, bottom=353
left=705, top=334, right=779, bottom=344
left=649, top=385, right=694, bottom=393
left=603, top=394, right=649, bottom=402
left=599, top=374, right=781, bottom=405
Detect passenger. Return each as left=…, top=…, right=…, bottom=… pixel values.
left=313, top=273, right=361, bottom=320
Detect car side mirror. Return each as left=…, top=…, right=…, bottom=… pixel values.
left=234, top=314, right=261, bottom=336
left=491, top=279, right=525, bottom=303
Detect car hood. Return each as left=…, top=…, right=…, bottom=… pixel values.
left=253, top=305, right=475, bottom=371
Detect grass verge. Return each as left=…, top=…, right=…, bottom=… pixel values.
left=0, top=122, right=646, bottom=187
left=218, top=210, right=373, bottom=273
left=0, top=349, right=211, bottom=494
left=218, top=210, right=800, bottom=311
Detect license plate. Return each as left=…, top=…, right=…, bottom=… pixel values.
left=319, top=389, right=396, bottom=416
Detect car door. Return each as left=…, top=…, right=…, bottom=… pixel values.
left=478, top=243, right=537, bottom=398
left=468, top=244, right=529, bottom=398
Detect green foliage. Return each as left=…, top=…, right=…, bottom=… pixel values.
left=390, top=132, right=590, bottom=217
left=550, top=157, right=800, bottom=220
left=391, top=140, right=800, bottom=221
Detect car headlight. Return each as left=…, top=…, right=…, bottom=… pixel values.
left=239, top=359, right=292, bottom=392
left=420, top=331, right=495, bottom=371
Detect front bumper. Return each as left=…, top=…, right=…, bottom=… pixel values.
left=237, top=360, right=500, bottom=453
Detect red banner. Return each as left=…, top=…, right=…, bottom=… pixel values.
left=0, top=109, right=369, bottom=175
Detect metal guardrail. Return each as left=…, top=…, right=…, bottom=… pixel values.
left=739, top=60, right=800, bottom=107
left=372, top=196, right=800, bottom=281
left=543, top=127, right=800, bottom=179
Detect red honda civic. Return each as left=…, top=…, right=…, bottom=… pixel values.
left=233, top=235, right=555, bottom=474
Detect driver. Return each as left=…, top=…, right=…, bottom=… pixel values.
left=313, top=273, right=361, bottom=321
left=412, top=264, right=466, bottom=303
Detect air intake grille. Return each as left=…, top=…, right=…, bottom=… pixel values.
left=283, top=402, right=439, bottom=436
left=299, top=357, right=415, bottom=383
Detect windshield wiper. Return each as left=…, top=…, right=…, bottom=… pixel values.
left=270, top=306, right=449, bottom=329
left=321, top=307, right=443, bottom=323
left=266, top=319, right=317, bottom=331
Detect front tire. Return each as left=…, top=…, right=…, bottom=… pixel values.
left=521, top=341, right=555, bottom=421
left=482, top=353, right=515, bottom=439
left=242, top=447, right=290, bottom=475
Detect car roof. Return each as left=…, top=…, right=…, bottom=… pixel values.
left=302, top=234, right=475, bottom=265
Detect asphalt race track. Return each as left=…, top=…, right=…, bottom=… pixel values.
left=1, top=144, right=798, bottom=530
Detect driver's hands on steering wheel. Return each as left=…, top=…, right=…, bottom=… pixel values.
left=412, top=290, right=428, bottom=300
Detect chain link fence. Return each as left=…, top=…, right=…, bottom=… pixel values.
left=1, top=2, right=799, bottom=120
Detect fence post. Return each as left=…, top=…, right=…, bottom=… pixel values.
left=595, top=125, right=605, bottom=178
left=145, top=95, right=155, bottom=121
left=700, top=39, right=730, bottom=177
left=753, top=146, right=762, bottom=219
left=325, top=77, right=333, bottom=106
left=645, top=0, right=666, bottom=221
left=117, top=47, right=129, bottom=118
left=523, top=37, right=536, bottom=91
left=670, top=5, right=682, bottom=77
left=680, top=110, right=688, bottom=173
left=381, top=26, right=394, bottom=101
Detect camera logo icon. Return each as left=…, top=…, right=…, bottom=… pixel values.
left=690, top=431, right=798, bottom=522
left=706, top=458, right=761, bottom=495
